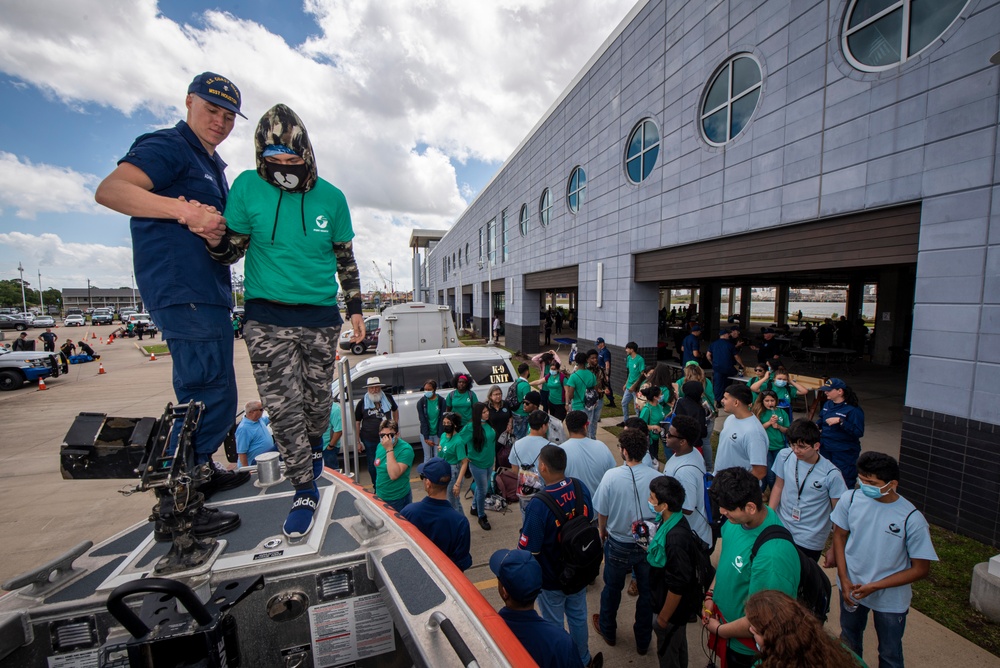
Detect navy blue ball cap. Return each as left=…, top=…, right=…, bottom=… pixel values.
left=489, top=549, right=542, bottom=602
left=417, top=457, right=452, bottom=484
left=188, top=71, right=246, bottom=118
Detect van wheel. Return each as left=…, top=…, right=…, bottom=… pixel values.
left=0, top=370, right=24, bottom=391
left=351, top=343, right=367, bottom=355
left=15, top=324, right=26, bottom=331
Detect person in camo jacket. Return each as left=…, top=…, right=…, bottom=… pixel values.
left=205, top=103, right=366, bottom=538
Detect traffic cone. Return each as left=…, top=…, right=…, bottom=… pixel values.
left=98, top=363, right=106, bottom=375
left=150, top=352, right=157, bottom=361
left=37, top=376, right=48, bottom=391
left=99, top=336, right=103, bottom=344
left=91, top=332, right=96, bottom=339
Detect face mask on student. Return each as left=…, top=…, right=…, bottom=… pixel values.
left=442, top=424, right=455, bottom=435
left=774, top=380, right=788, bottom=387
left=424, top=391, right=434, bottom=398
left=647, top=501, right=662, bottom=520
left=860, top=481, right=891, bottom=498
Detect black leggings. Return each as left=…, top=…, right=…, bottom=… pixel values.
left=548, top=403, right=566, bottom=421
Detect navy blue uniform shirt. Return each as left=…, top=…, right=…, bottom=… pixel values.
left=120, top=120, right=233, bottom=312
left=498, top=608, right=585, bottom=668
left=708, top=337, right=738, bottom=371
left=400, top=497, right=472, bottom=571
left=519, top=478, right=593, bottom=591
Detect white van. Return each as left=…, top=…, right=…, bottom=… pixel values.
left=374, top=302, right=459, bottom=355
left=334, top=348, right=517, bottom=448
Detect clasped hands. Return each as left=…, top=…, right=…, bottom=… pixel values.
left=177, top=196, right=226, bottom=247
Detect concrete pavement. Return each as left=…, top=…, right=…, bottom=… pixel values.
left=0, top=325, right=993, bottom=666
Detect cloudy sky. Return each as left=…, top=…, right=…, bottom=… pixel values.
left=0, top=0, right=636, bottom=296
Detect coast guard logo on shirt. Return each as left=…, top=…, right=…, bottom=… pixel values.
left=812, top=481, right=823, bottom=489
left=315, top=215, right=329, bottom=229
left=732, top=555, right=745, bottom=573
left=730, top=432, right=738, bottom=440
left=887, top=523, right=902, bottom=535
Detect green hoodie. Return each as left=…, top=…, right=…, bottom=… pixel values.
left=222, top=104, right=354, bottom=306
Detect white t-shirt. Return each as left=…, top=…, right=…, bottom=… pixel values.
left=714, top=414, right=768, bottom=472
left=561, top=437, right=615, bottom=497
left=663, top=449, right=711, bottom=548
left=773, top=450, right=848, bottom=550
left=830, top=490, right=938, bottom=613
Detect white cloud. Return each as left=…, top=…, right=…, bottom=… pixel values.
left=0, top=152, right=103, bottom=219
left=0, top=232, right=135, bottom=289
left=0, top=0, right=636, bottom=290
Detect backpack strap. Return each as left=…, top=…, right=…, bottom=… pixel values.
left=536, top=485, right=569, bottom=527
left=750, top=524, right=795, bottom=563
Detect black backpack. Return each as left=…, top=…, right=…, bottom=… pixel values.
left=535, top=479, right=603, bottom=594
left=750, top=524, right=833, bottom=622
left=504, top=378, right=527, bottom=411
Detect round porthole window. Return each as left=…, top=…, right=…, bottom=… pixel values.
left=701, top=55, right=762, bottom=146
left=843, top=0, right=969, bottom=71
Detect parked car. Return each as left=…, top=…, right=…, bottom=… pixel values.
left=66, top=307, right=84, bottom=317
left=63, top=315, right=85, bottom=327
left=0, top=348, right=67, bottom=391
left=331, top=347, right=517, bottom=447
left=31, top=315, right=55, bottom=327
left=91, top=309, right=114, bottom=325
left=12, top=312, right=34, bottom=322
left=0, top=315, right=31, bottom=332
left=338, top=315, right=380, bottom=355
left=118, top=308, right=137, bottom=322
left=122, top=313, right=158, bottom=337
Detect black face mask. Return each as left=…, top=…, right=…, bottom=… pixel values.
left=443, top=424, right=455, bottom=435
left=265, top=161, right=309, bottom=192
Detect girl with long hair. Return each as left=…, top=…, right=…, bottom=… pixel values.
left=454, top=402, right=496, bottom=531
left=751, top=389, right=789, bottom=490
left=745, top=590, right=863, bottom=667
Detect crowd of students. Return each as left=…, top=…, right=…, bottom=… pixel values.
left=318, top=344, right=935, bottom=668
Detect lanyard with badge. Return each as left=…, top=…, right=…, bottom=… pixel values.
left=790, top=459, right=816, bottom=522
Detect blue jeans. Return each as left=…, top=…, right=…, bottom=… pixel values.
left=621, top=388, right=638, bottom=420
left=538, top=588, right=591, bottom=665
left=764, top=448, right=781, bottom=489
left=839, top=599, right=907, bottom=668
left=322, top=446, right=340, bottom=471
left=447, top=463, right=462, bottom=512
left=701, top=419, right=715, bottom=471
left=599, top=536, right=653, bottom=651
left=384, top=491, right=412, bottom=514
left=587, top=403, right=603, bottom=439
left=419, top=434, right=439, bottom=461
left=469, top=463, right=491, bottom=518
left=512, top=414, right=529, bottom=441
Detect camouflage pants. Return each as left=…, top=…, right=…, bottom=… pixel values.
left=244, top=320, right=340, bottom=489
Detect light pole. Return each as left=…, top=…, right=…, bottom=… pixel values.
left=17, top=262, right=27, bottom=315
left=131, top=272, right=137, bottom=309
left=388, top=260, right=394, bottom=306
left=37, top=269, right=44, bottom=313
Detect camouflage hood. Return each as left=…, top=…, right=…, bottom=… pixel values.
left=254, top=104, right=317, bottom=192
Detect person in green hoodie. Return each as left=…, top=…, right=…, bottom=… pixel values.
left=205, top=104, right=366, bottom=539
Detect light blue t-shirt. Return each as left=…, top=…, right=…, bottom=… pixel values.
left=831, top=490, right=938, bottom=613
left=715, top=414, right=768, bottom=472
left=322, top=402, right=344, bottom=449
left=561, top=437, right=616, bottom=497
left=235, top=415, right=277, bottom=466
left=773, top=450, right=848, bottom=551
left=593, top=463, right=662, bottom=543
left=663, top=449, right=711, bottom=549
left=510, top=435, right=550, bottom=473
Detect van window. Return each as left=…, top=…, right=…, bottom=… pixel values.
left=350, top=368, right=402, bottom=397
left=401, top=364, right=452, bottom=394
left=463, top=360, right=514, bottom=386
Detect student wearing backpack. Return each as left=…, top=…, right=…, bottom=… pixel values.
left=647, top=475, right=714, bottom=668
left=533, top=360, right=569, bottom=421
left=702, top=467, right=800, bottom=668
left=832, top=452, right=938, bottom=668
left=519, top=445, right=603, bottom=668
left=446, top=373, right=479, bottom=426
left=661, top=415, right=712, bottom=551
left=509, top=363, right=533, bottom=440
left=565, top=354, right=598, bottom=413
left=584, top=349, right=607, bottom=439
left=455, top=403, right=497, bottom=531
left=561, top=411, right=616, bottom=501
left=769, top=419, right=848, bottom=561
left=416, top=379, right=446, bottom=461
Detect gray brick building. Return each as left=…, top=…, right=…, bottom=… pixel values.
left=422, top=0, right=1000, bottom=544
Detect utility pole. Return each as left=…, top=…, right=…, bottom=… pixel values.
left=87, top=278, right=92, bottom=309
left=131, top=272, right=137, bottom=309
left=388, top=260, right=394, bottom=306
left=17, top=262, right=27, bottom=315
left=37, top=269, right=44, bottom=313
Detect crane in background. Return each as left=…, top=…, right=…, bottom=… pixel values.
left=371, top=260, right=395, bottom=307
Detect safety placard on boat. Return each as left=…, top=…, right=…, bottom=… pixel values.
left=309, top=592, right=395, bottom=666
left=47, top=650, right=98, bottom=668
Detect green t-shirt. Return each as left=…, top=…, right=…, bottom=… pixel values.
left=446, top=389, right=478, bottom=426
left=224, top=171, right=353, bottom=305
left=675, top=377, right=714, bottom=407
left=759, top=408, right=790, bottom=451
left=438, top=428, right=468, bottom=465
left=426, top=397, right=439, bottom=436
left=544, top=372, right=565, bottom=406
left=513, top=378, right=532, bottom=416
left=459, top=423, right=496, bottom=469
left=374, top=438, right=414, bottom=502
left=626, top=353, right=645, bottom=387
left=715, top=509, right=800, bottom=656
left=566, top=369, right=596, bottom=411
left=639, top=403, right=666, bottom=440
